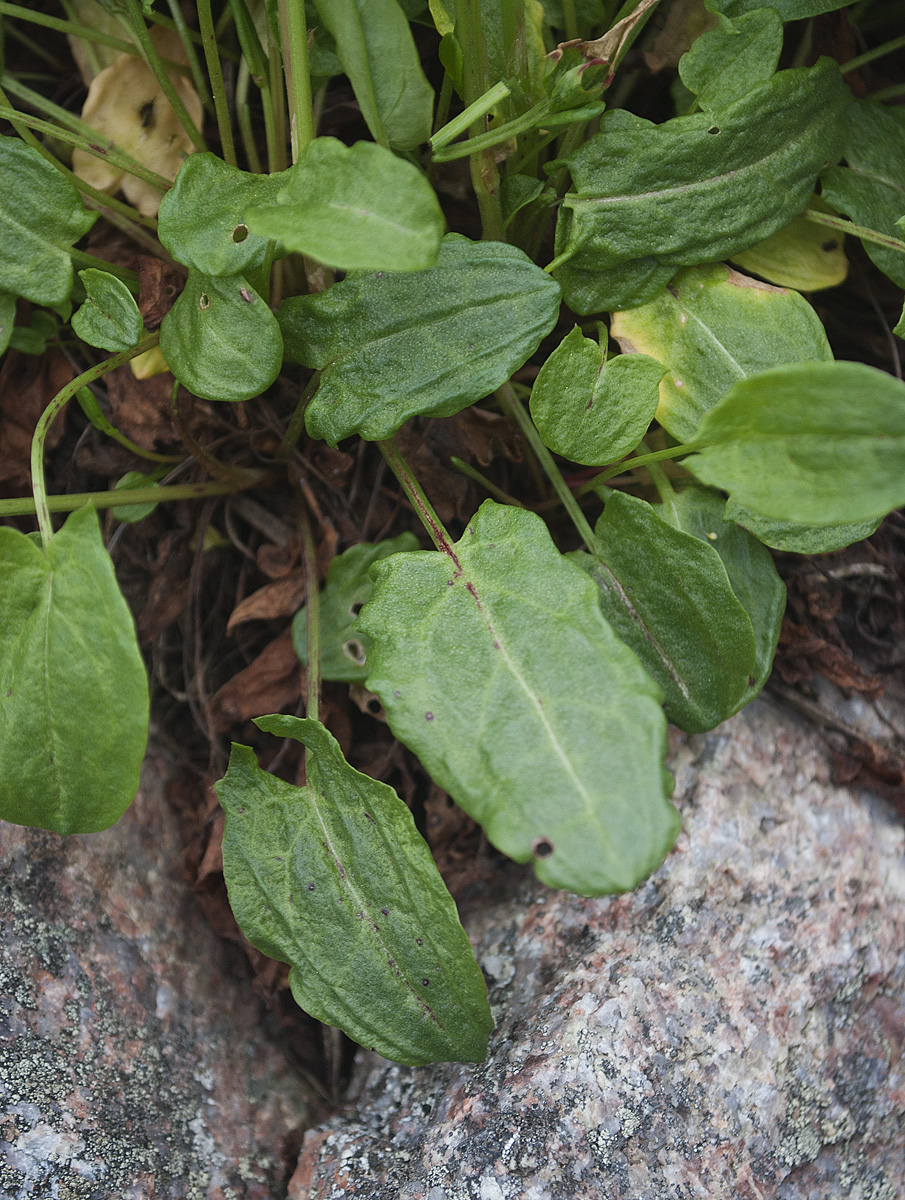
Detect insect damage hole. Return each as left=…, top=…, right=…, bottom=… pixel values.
left=707, top=124, right=721, bottom=135
left=531, top=837, right=555, bottom=859
left=199, top=292, right=211, bottom=310
left=342, top=638, right=366, bottom=665
left=231, top=223, right=249, bottom=243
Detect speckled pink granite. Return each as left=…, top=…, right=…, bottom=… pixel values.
left=0, top=757, right=310, bottom=1200
left=289, top=699, right=905, bottom=1200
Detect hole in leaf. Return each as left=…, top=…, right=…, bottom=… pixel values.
left=531, top=837, right=555, bottom=859
left=139, top=100, right=155, bottom=128
left=821, top=240, right=838, bottom=252
left=343, top=639, right=366, bottom=665
left=367, top=697, right=382, bottom=716
left=349, top=601, right=364, bottom=617
left=232, top=223, right=249, bottom=243
left=707, top=124, right=721, bottom=135
left=199, top=293, right=210, bottom=310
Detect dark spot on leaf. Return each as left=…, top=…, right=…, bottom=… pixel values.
left=367, top=697, right=382, bottom=716
left=532, top=837, right=555, bottom=859
left=493, top=640, right=500, bottom=650
left=388, top=958, right=395, bottom=967
left=350, top=600, right=364, bottom=617
left=343, top=638, right=366, bottom=664
left=394, top=690, right=402, bottom=698
left=139, top=100, right=155, bottom=128
left=707, top=124, right=721, bottom=135
left=372, top=923, right=380, bottom=932
left=425, top=712, right=434, bottom=721
left=364, top=813, right=375, bottom=823
left=747, top=675, right=756, bottom=688
left=356, top=911, right=364, bottom=919
left=232, top=223, right=249, bottom=243
left=822, top=240, right=838, bottom=252
left=199, top=293, right=210, bottom=310
left=447, top=579, right=455, bottom=587
left=89, top=144, right=108, bottom=156
left=239, top=287, right=255, bottom=303
left=5, top=689, right=10, bottom=698
left=307, top=883, right=316, bottom=891
left=422, top=978, right=430, bottom=986
left=416, top=938, right=423, bottom=945
left=236, top=806, right=245, bottom=813
left=381, top=908, right=389, bottom=916
left=376, top=271, right=386, bottom=279
left=274, top=855, right=283, bottom=862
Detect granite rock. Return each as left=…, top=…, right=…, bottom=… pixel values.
left=289, top=698, right=905, bottom=1200
left=0, top=755, right=311, bottom=1200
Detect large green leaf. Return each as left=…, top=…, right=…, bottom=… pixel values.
left=160, top=270, right=283, bottom=402
left=705, top=0, right=852, bottom=18
left=551, top=256, right=675, bottom=316
left=0, top=505, right=149, bottom=834
left=658, top=485, right=785, bottom=713
left=725, top=500, right=881, bottom=555
left=686, top=361, right=905, bottom=525
left=311, top=0, right=434, bottom=150
left=552, top=60, right=845, bottom=306
left=820, top=99, right=905, bottom=290
left=71, top=269, right=144, bottom=352
left=292, top=533, right=419, bottom=683
left=0, top=137, right=96, bottom=306
left=279, top=235, right=561, bottom=444
left=245, top=138, right=444, bottom=271
left=216, top=715, right=493, bottom=1066
left=570, top=490, right=757, bottom=733
left=357, top=500, right=679, bottom=896
left=158, top=152, right=286, bottom=278
left=611, top=263, right=833, bottom=441
left=679, top=8, right=783, bottom=114
left=529, top=326, right=663, bottom=464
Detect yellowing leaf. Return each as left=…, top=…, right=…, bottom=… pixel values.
left=730, top=201, right=848, bottom=292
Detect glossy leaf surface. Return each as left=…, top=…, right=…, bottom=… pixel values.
left=0, top=137, right=96, bottom=306
left=71, top=269, right=144, bottom=351
left=312, top=0, right=434, bottom=150
left=0, top=506, right=149, bottom=834
left=217, top=715, right=493, bottom=1066
left=725, top=500, right=880, bottom=555
left=679, top=8, right=782, bottom=113
left=820, top=99, right=905, bottom=289
left=611, top=264, right=832, bottom=441
left=570, top=490, right=757, bottom=733
left=158, top=152, right=285, bottom=277
left=279, top=235, right=561, bottom=444
left=160, top=270, right=283, bottom=402
left=358, top=501, right=679, bottom=896
left=658, top=485, right=785, bottom=713
left=552, top=61, right=845, bottom=308
left=292, top=533, right=419, bottom=683
left=529, top=327, right=663, bottom=464
left=687, top=362, right=905, bottom=525
left=246, top=138, right=444, bottom=271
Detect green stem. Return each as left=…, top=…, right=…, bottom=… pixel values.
left=839, top=32, right=905, bottom=74
left=870, top=81, right=905, bottom=102
left=166, top=0, right=213, bottom=110
left=0, top=105, right=173, bottom=192
left=122, top=0, right=206, bottom=152
left=0, top=3, right=138, bottom=59
left=636, top=440, right=675, bottom=504
left=75, top=387, right=184, bottom=464
left=279, top=372, right=322, bottom=456
left=197, top=0, right=237, bottom=165
left=430, top=80, right=512, bottom=149
left=454, top=0, right=504, bottom=241
left=0, top=479, right=242, bottom=520
left=69, top=249, right=140, bottom=293
left=30, top=336, right=159, bottom=548
left=562, top=0, right=579, bottom=39
left=265, top=29, right=288, bottom=174
left=378, top=438, right=456, bottom=556
left=297, top=496, right=321, bottom=724
left=431, top=99, right=550, bottom=162
left=278, top=0, right=314, bottom=161
left=575, top=442, right=701, bottom=495
left=449, top=456, right=525, bottom=507
left=497, top=382, right=598, bottom=554
left=803, top=208, right=905, bottom=256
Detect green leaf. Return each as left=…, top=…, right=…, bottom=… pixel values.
left=705, top=0, right=850, bottom=18
left=216, top=715, right=493, bottom=1066
left=679, top=8, right=782, bottom=113
left=0, top=291, right=15, bottom=356
left=820, top=99, right=905, bottom=290
left=686, top=361, right=905, bottom=525
left=111, top=471, right=161, bottom=523
left=0, top=137, right=96, bottom=306
left=658, top=485, right=785, bottom=713
left=529, top=326, right=663, bottom=464
left=0, top=505, right=149, bottom=834
left=729, top=199, right=849, bottom=292
left=357, top=500, right=679, bottom=896
left=71, top=269, right=144, bottom=352
left=245, top=138, right=444, bottom=272
left=551, top=256, right=675, bottom=316
left=570, top=490, right=757, bottom=733
left=158, top=152, right=285, bottom=278
left=160, top=270, right=283, bottom=402
left=7, top=309, right=60, bottom=356
left=311, top=0, right=434, bottom=150
left=279, top=234, right=561, bottom=444
left=611, top=263, right=833, bottom=442
left=292, top=533, right=419, bottom=683
left=725, top=499, right=881, bottom=554
left=552, top=60, right=846, bottom=298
